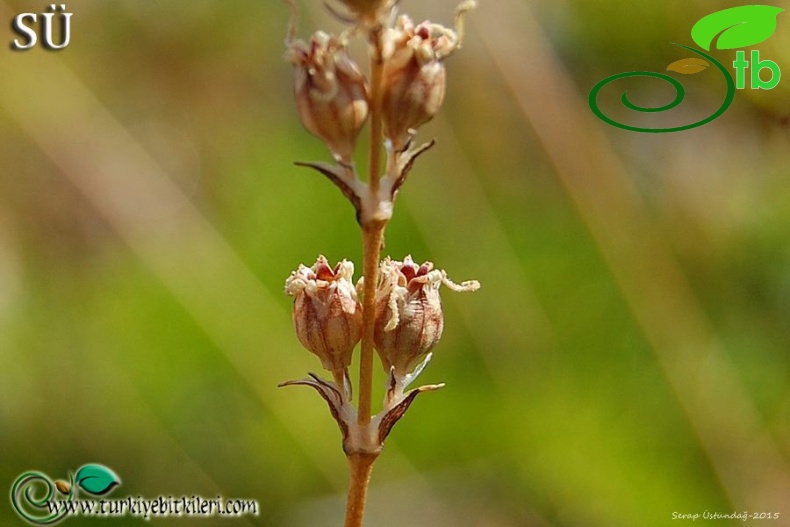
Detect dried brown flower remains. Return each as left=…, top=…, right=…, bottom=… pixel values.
left=277, top=2, right=478, bottom=526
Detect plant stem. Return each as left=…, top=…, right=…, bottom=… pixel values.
left=344, top=452, right=379, bottom=527
left=357, top=222, right=385, bottom=425
left=344, top=23, right=387, bottom=527
left=367, top=25, right=384, bottom=194
left=357, top=23, right=386, bottom=427
left=332, top=369, right=348, bottom=399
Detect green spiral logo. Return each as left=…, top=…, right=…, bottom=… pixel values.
left=588, top=44, right=735, bottom=133
left=588, top=5, right=783, bottom=133
left=10, top=464, right=120, bottom=525
left=10, top=471, right=72, bottom=525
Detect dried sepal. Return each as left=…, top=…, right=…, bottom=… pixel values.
left=285, top=31, right=369, bottom=162
left=286, top=256, right=363, bottom=372
left=379, top=2, right=476, bottom=150
left=386, top=351, right=434, bottom=397
left=373, top=256, right=480, bottom=378
left=380, top=16, right=446, bottom=151
left=377, top=380, right=444, bottom=443
left=387, top=138, right=435, bottom=198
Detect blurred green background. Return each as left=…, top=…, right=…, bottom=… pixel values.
left=1, top=0, right=789, bottom=526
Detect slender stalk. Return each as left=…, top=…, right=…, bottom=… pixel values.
left=367, top=25, right=384, bottom=194
left=344, top=452, right=379, bottom=527
left=332, top=369, right=348, bottom=398
left=357, top=222, right=385, bottom=425
left=357, top=23, right=387, bottom=427
left=345, top=21, right=387, bottom=527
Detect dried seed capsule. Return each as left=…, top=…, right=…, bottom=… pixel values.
left=380, top=17, right=460, bottom=151
left=285, top=32, right=369, bottom=162
left=373, top=256, right=479, bottom=377
left=285, top=256, right=363, bottom=372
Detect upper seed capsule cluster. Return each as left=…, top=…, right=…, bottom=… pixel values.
left=284, top=3, right=471, bottom=161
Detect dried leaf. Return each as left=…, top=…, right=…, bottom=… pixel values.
left=279, top=373, right=350, bottom=441
left=294, top=160, right=363, bottom=221
left=666, top=58, right=710, bottom=74
left=378, top=383, right=444, bottom=443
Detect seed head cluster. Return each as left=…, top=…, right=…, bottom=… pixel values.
left=278, top=0, right=479, bottom=477
left=286, top=255, right=479, bottom=382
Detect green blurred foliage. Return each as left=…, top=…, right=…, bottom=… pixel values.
left=1, top=1, right=789, bottom=526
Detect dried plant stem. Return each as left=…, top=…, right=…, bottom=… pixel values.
left=282, top=5, right=478, bottom=526
left=345, top=23, right=387, bottom=527
left=344, top=452, right=379, bottom=527
left=357, top=222, right=385, bottom=425
left=332, top=369, right=348, bottom=395
left=357, top=23, right=387, bottom=428
left=366, top=25, right=385, bottom=194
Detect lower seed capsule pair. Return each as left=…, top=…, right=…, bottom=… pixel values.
left=285, top=255, right=479, bottom=380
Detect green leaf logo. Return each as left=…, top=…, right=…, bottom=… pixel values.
left=74, top=464, right=121, bottom=496
left=691, top=5, right=783, bottom=51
